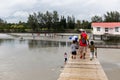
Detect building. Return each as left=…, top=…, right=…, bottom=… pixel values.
left=91, top=22, right=120, bottom=40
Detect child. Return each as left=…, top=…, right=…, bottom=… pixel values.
left=89, top=41, right=96, bottom=61
left=64, top=52, right=67, bottom=64
left=71, top=40, right=77, bottom=59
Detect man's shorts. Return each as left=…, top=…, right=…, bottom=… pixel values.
left=79, top=46, right=87, bottom=53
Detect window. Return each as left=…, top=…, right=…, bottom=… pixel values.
left=115, top=27, right=119, bottom=32
left=105, top=28, right=108, bottom=32
left=97, top=27, right=100, bottom=31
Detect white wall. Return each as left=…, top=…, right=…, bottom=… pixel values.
left=92, top=27, right=120, bottom=35
left=92, top=27, right=104, bottom=35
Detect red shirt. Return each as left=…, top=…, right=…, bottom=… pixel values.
left=79, top=32, right=88, bottom=46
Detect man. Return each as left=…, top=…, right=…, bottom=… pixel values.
left=79, top=30, right=89, bottom=59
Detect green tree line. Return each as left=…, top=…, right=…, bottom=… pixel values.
left=27, top=11, right=76, bottom=32
left=0, top=11, right=120, bottom=32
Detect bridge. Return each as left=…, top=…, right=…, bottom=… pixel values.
left=57, top=49, right=108, bottom=80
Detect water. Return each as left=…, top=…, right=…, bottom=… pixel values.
left=0, top=38, right=71, bottom=80
left=0, top=33, right=120, bottom=80
left=97, top=48, right=120, bottom=80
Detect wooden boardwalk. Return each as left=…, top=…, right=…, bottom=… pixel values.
left=57, top=50, right=108, bottom=80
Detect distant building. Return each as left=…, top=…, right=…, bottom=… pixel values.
left=91, top=22, right=120, bottom=40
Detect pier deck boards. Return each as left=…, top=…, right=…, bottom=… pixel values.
left=58, top=50, right=108, bottom=80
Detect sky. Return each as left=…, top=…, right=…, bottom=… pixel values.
left=0, top=0, right=120, bottom=23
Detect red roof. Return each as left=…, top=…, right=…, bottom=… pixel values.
left=92, top=22, right=120, bottom=28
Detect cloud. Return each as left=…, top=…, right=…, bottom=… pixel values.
left=41, top=0, right=80, bottom=6
left=0, top=0, right=38, bottom=23
left=13, top=11, right=29, bottom=17
left=6, top=11, right=29, bottom=23
left=0, top=0, right=120, bottom=23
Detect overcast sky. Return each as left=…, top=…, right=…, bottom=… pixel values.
left=0, top=0, right=120, bottom=23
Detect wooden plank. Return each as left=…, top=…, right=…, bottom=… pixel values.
left=57, top=49, right=108, bottom=80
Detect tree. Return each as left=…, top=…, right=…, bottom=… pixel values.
left=104, top=11, right=120, bottom=22
left=52, top=11, right=59, bottom=30
left=81, top=20, right=91, bottom=29
left=0, top=18, right=9, bottom=30
left=10, top=24, right=25, bottom=32
left=45, top=11, right=53, bottom=30
left=37, top=12, right=44, bottom=30
left=76, top=20, right=81, bottom=29
left=0, top=18, right=4, bottom=23
left=67, top=16, right=75, bottom=29
left=60, top=16, right=66, bottom=30
left=27, top=13, right=38, bottom=32
left=91, top=15, right=103, bottom=22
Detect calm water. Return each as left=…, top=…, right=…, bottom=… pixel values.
left=0, top=38, right=71, bottom=80
left=97, top=48, right=120, bottom=80
left=0, top=33, right=120, bottom=80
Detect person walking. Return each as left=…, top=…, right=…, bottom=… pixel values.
left=64, top=52, right=67, bottom=64
left=71, top=40, right=77, bottom=59
left=89, top=41, right=96, bottom=61
left=79, top=30, right=89, bottom=59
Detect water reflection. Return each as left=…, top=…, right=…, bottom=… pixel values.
left=0, top=39, right=71, bottom=49
left=0, top=38, right=120, bottom=49
left=0, top=39, right=15, bottom=45
left=28, top=40, right=71, bottom=49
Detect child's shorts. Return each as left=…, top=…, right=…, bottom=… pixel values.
left=65, top=58, right=67, bottom=62
left=72, top=51, right=77, bottom=55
